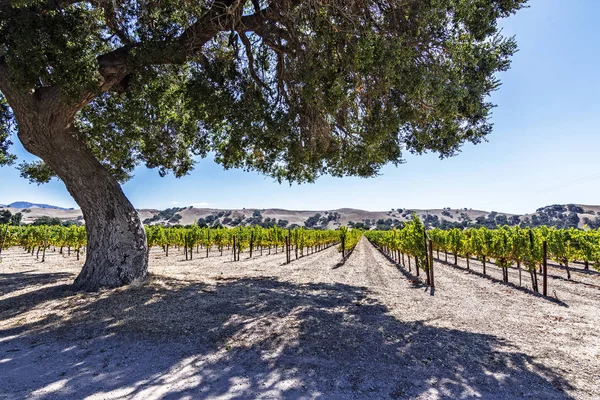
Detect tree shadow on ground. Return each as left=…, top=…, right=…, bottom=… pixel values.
left=0, top=273, right=573, bottom=399
left=0, top=270, right=73, bottom=297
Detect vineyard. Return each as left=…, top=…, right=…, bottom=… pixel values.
left=2, top=218, right=600, bottom=399
left=366, top=216, right=600, bottom=297
left=0, top=224, right=362, bottom=266
left=3, top=217, right=598, bottom=297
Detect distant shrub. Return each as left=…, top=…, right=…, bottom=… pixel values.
left=304, top=214, right=322, bottom=228
left=0, top=209, right=11, bottom=224
left=32, top=216, right=62, bottom=226
left=169, top=214, right=182, bottom=224
left=566, top=204, right=584, bottom=213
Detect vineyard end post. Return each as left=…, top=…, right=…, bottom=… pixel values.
left=543, top=241, right=548, bottom=296
left=428, top=239, right=435, bottom=288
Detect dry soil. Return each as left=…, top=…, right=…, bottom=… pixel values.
left=0, top=238, right=598, bottom=399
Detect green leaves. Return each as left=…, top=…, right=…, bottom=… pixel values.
left=77, top=65, right=210, bottom=181
left=17, top=160, right=56, bottom=184
left=1, top=0, right=527, bottom=184
left=0, top=4, right=107, bottom=96
left=0, top=94, right=16, bottom=166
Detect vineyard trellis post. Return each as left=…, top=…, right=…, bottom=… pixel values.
left=41, top=228, right=48, bottom=263
left=232, top=235, right=237, bottom=261
left=543, top=241, right=548, bottom=296
left=184, top=235, right=188, bottom=260
left=429, top=239, right=435, bottom=288
left=206, top=229, right=210, bottom=258
left=423, top=230, right=430, bottom=285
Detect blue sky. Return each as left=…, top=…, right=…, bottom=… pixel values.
left=1, top=0, right=599, bottom=214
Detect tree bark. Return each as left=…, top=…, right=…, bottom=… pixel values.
left=13, top=109, right=148, bottom=291
left=65, top=149, right=148, bottom=290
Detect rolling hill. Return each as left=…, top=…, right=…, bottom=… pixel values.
left=2, top=202, right=599, bottom=230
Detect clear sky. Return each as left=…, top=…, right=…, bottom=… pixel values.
left=1, top=0, right=599, bottom=214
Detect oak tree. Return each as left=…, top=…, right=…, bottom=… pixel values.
left=0, top=0, right=526, bottom=290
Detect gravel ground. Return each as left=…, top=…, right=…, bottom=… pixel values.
left=0, top=238, right=598, bottom=399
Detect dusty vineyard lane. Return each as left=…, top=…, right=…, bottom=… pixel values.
left=0, top=238, right=598, bottom=399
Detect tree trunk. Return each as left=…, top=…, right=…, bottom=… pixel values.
left=482, top=256, right=486, bottom=275
left=564, top=259, right=571, bottom=280
left=15, top=115, right=148, bottom=291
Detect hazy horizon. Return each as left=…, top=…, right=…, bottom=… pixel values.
left=2, top=200, right=598, bottom=216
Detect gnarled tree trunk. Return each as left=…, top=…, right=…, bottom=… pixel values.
left=13, top=97, right=148, bottom=291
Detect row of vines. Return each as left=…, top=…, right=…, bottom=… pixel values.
left=365, top=215, right=600, bottom=295
left=0, top=224, right=362, bottom=264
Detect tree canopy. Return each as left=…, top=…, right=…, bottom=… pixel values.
left=0, top=0, right=526, bottom=184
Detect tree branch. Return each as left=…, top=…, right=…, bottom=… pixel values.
left=0, top=0, right=84, bottom=10
left=95, top=2, right=280, bottom=91
left=238, top=31, right=269, bottom=90
left=98, top=0, right=131, bottom=45
left=87, top=1, right=299, bottom=112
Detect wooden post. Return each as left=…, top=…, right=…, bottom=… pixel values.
left=233, top=236, right=237, bottom=261
left=206, top=230, right=210, bottom=258
left=423, top=231, right=430, bottom=285
left=41, top=228, right=48, bottom=263
left=543, top=241, right=548, bottom=296
left=249, top=231, right=254, bottom=258
left=429, top=239, right=435, bottom=288
left=482, top=256, right=486, bottom=275
left=184, top=236, right=188, bottom=260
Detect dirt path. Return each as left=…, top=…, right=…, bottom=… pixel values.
left=0, top=240, right=597, bottom=399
